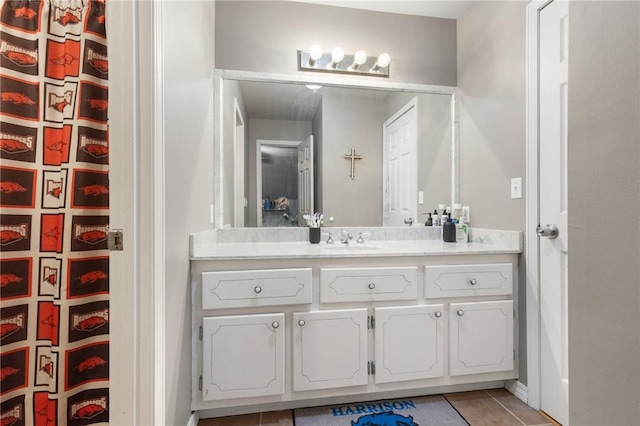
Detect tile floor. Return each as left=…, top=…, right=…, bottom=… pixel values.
left=199, top=388, right=561, bottom=426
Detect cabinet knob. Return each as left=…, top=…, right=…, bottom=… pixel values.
left=271, top=321, right=279, bottom=329
left=469, top=278, right=477, bottom=286
left=298, top=319, right=306, bottom=326
left=457, top=310, right=465, bottom=316
left=254, top=286, right=262, bottom=294
left=368, top=283, right=376, bottom=290
left=435, top=311, right=442, bottom=318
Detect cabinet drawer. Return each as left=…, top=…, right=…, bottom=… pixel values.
left=202, top=268, right=312, bottom=309
left=320, top=267, right=418, bottom=303
left=424, top=263, right=512, bottom=298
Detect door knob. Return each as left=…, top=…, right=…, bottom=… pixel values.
left=536, top=224, right=559, bottom=239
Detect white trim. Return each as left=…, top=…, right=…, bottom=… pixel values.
left=216, top=69, right=457, bottom=95
left=187, top=412, right=199, bottom=426
left=153, top=1, right=166, bottom=424
left=505, top=379, right=529, bottom=404
left=214, top=74, right=224, bottom=228
left=525, top=0, right=554, bottom=411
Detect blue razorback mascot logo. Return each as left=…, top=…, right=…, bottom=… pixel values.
left=351, top=411, right=418, bottom=426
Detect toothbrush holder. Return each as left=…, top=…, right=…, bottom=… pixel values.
left=309, top=227, right=321, bottom=244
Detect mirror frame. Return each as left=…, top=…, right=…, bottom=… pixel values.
left=213, top=68, right=460, bottom=228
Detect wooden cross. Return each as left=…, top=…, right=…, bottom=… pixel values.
left=344, top=148, right=362, bottom=180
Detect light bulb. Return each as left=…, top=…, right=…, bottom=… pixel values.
left=376, top=53, right=391, bottom=68
left=354, top=50, right=367, bottom=66
left=309, top=44, right=323, bottom=60
left=331, top=47, right=344, bottom=63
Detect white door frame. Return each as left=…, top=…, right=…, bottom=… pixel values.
left=234, top=99, right=245, bottom=227
left=255, top=139, right=301, bottom=227
left=525, top=0, right=554, bottom=411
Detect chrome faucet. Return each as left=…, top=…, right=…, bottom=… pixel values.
left=404, top=217, right=413, bottom=226
left=340, top=230, right=353, bottom=244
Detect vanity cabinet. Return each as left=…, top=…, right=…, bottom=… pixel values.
left=292, top=309, right=369, bottom=391
left=449, top=300, right=514, bottom=376
left=201, top=313, right=285, bottom=401
left=191, top=251, right=519, bottom=417
left=373, top=304, right=445, bottom=384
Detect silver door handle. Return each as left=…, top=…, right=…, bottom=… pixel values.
left=536, top=224, right=559, bottom=239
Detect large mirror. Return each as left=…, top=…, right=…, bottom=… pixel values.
left=215, top=70, right=459, bottom=228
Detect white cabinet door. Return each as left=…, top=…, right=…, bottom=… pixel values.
left=202, top=313, right=284, bottom=401
left=374, top=305, right=444, bottom=384
left=292, top=309, right=368, bottom=391
left=449, top=300, right=514, bottom=376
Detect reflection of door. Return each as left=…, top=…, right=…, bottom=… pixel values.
left=234, top=99, right=245, bottom=227
left=298, top=135, right=314, bottom=222
left=539, top=1, right=569, bottom=424
left=383, top=98, right=417, bottom=226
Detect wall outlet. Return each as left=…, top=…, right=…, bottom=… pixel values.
left=511, top=177, right=523, bottom=199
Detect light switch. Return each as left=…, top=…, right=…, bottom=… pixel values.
left=511, top=177, right=523, bottom=199
left=418, top=191, right=424, bottom=204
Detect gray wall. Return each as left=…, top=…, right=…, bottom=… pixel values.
left=215, top=1, right=457, bottom=86
left=568, top=2, right=640, bottom=424
left=456, top=1, right=528, bottom=384
left=248, top=119, right=312, bottom=225
left=162, top=1, right=216, bottom=424
left=321, top=88, right=384, bottom=226
left=457, top=1, right=527, bottom=231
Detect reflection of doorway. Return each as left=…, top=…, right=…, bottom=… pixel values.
left=383, top=98, right=417, bottom=226
left=256, top=140, right=299, bottom=227
left=234, top=99, right=245, bottom=227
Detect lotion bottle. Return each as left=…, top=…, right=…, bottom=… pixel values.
left=424, top=212, right=433, bottom=226
left=432, top=209, right=440, bottom=226
left=456, top=218, right=469, bottom=243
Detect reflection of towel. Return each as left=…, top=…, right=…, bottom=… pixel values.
left=275, top=197, right=289, bottom=210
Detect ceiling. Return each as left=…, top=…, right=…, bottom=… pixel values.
left=287, top=0, right=475, bottom=20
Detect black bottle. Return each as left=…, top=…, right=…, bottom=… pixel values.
left=442, top=217, right=456, bottom=242
left=424, top=212, right=433, bottom=226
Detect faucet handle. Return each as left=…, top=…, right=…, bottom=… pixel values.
left=326, top=232, right=334, bottom=244
left=357, top=232, right=365, bottom=244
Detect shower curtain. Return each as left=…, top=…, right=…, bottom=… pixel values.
left=0, top=1, right=110, bottom=424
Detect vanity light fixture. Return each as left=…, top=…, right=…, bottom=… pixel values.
left=308, top=44, right=323, bottom=66
left=349, top=50, right=368, bottom=71
left=329, top=47, right=344, bottom=68
left=371, top=53, right=391, bottom=72
left=298, top=45, right=390, bottom=77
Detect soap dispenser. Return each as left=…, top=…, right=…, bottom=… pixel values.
left=442, top=216, right=456, bottom=242
left=424, top=212, right=433, bottom=226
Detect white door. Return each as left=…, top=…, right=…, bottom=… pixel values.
left=449, top=300, right=514, bottom=376
left=202, top=313, right=285, bottom=401
left=384, top=99, right=417, bottom=226
left=292, top=309, right=368, bottom=391
left=539, top=1, right=569, bottom=424
left=298, top=135, right=314, bottom=221
left=374, top=305, right=444, bottom=384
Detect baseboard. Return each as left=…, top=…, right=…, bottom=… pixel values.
left=187, top=412, right=199, bottom=426
left=505, top=379, right=528, bottom=405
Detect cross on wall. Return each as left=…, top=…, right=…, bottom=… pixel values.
left=344, top=148, right=362, bottom=180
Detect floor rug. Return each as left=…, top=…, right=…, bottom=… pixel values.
left=293, top=395, right=469, bottom=426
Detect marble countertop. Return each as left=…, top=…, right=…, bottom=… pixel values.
left=190, top=227, right=522, bottom=261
